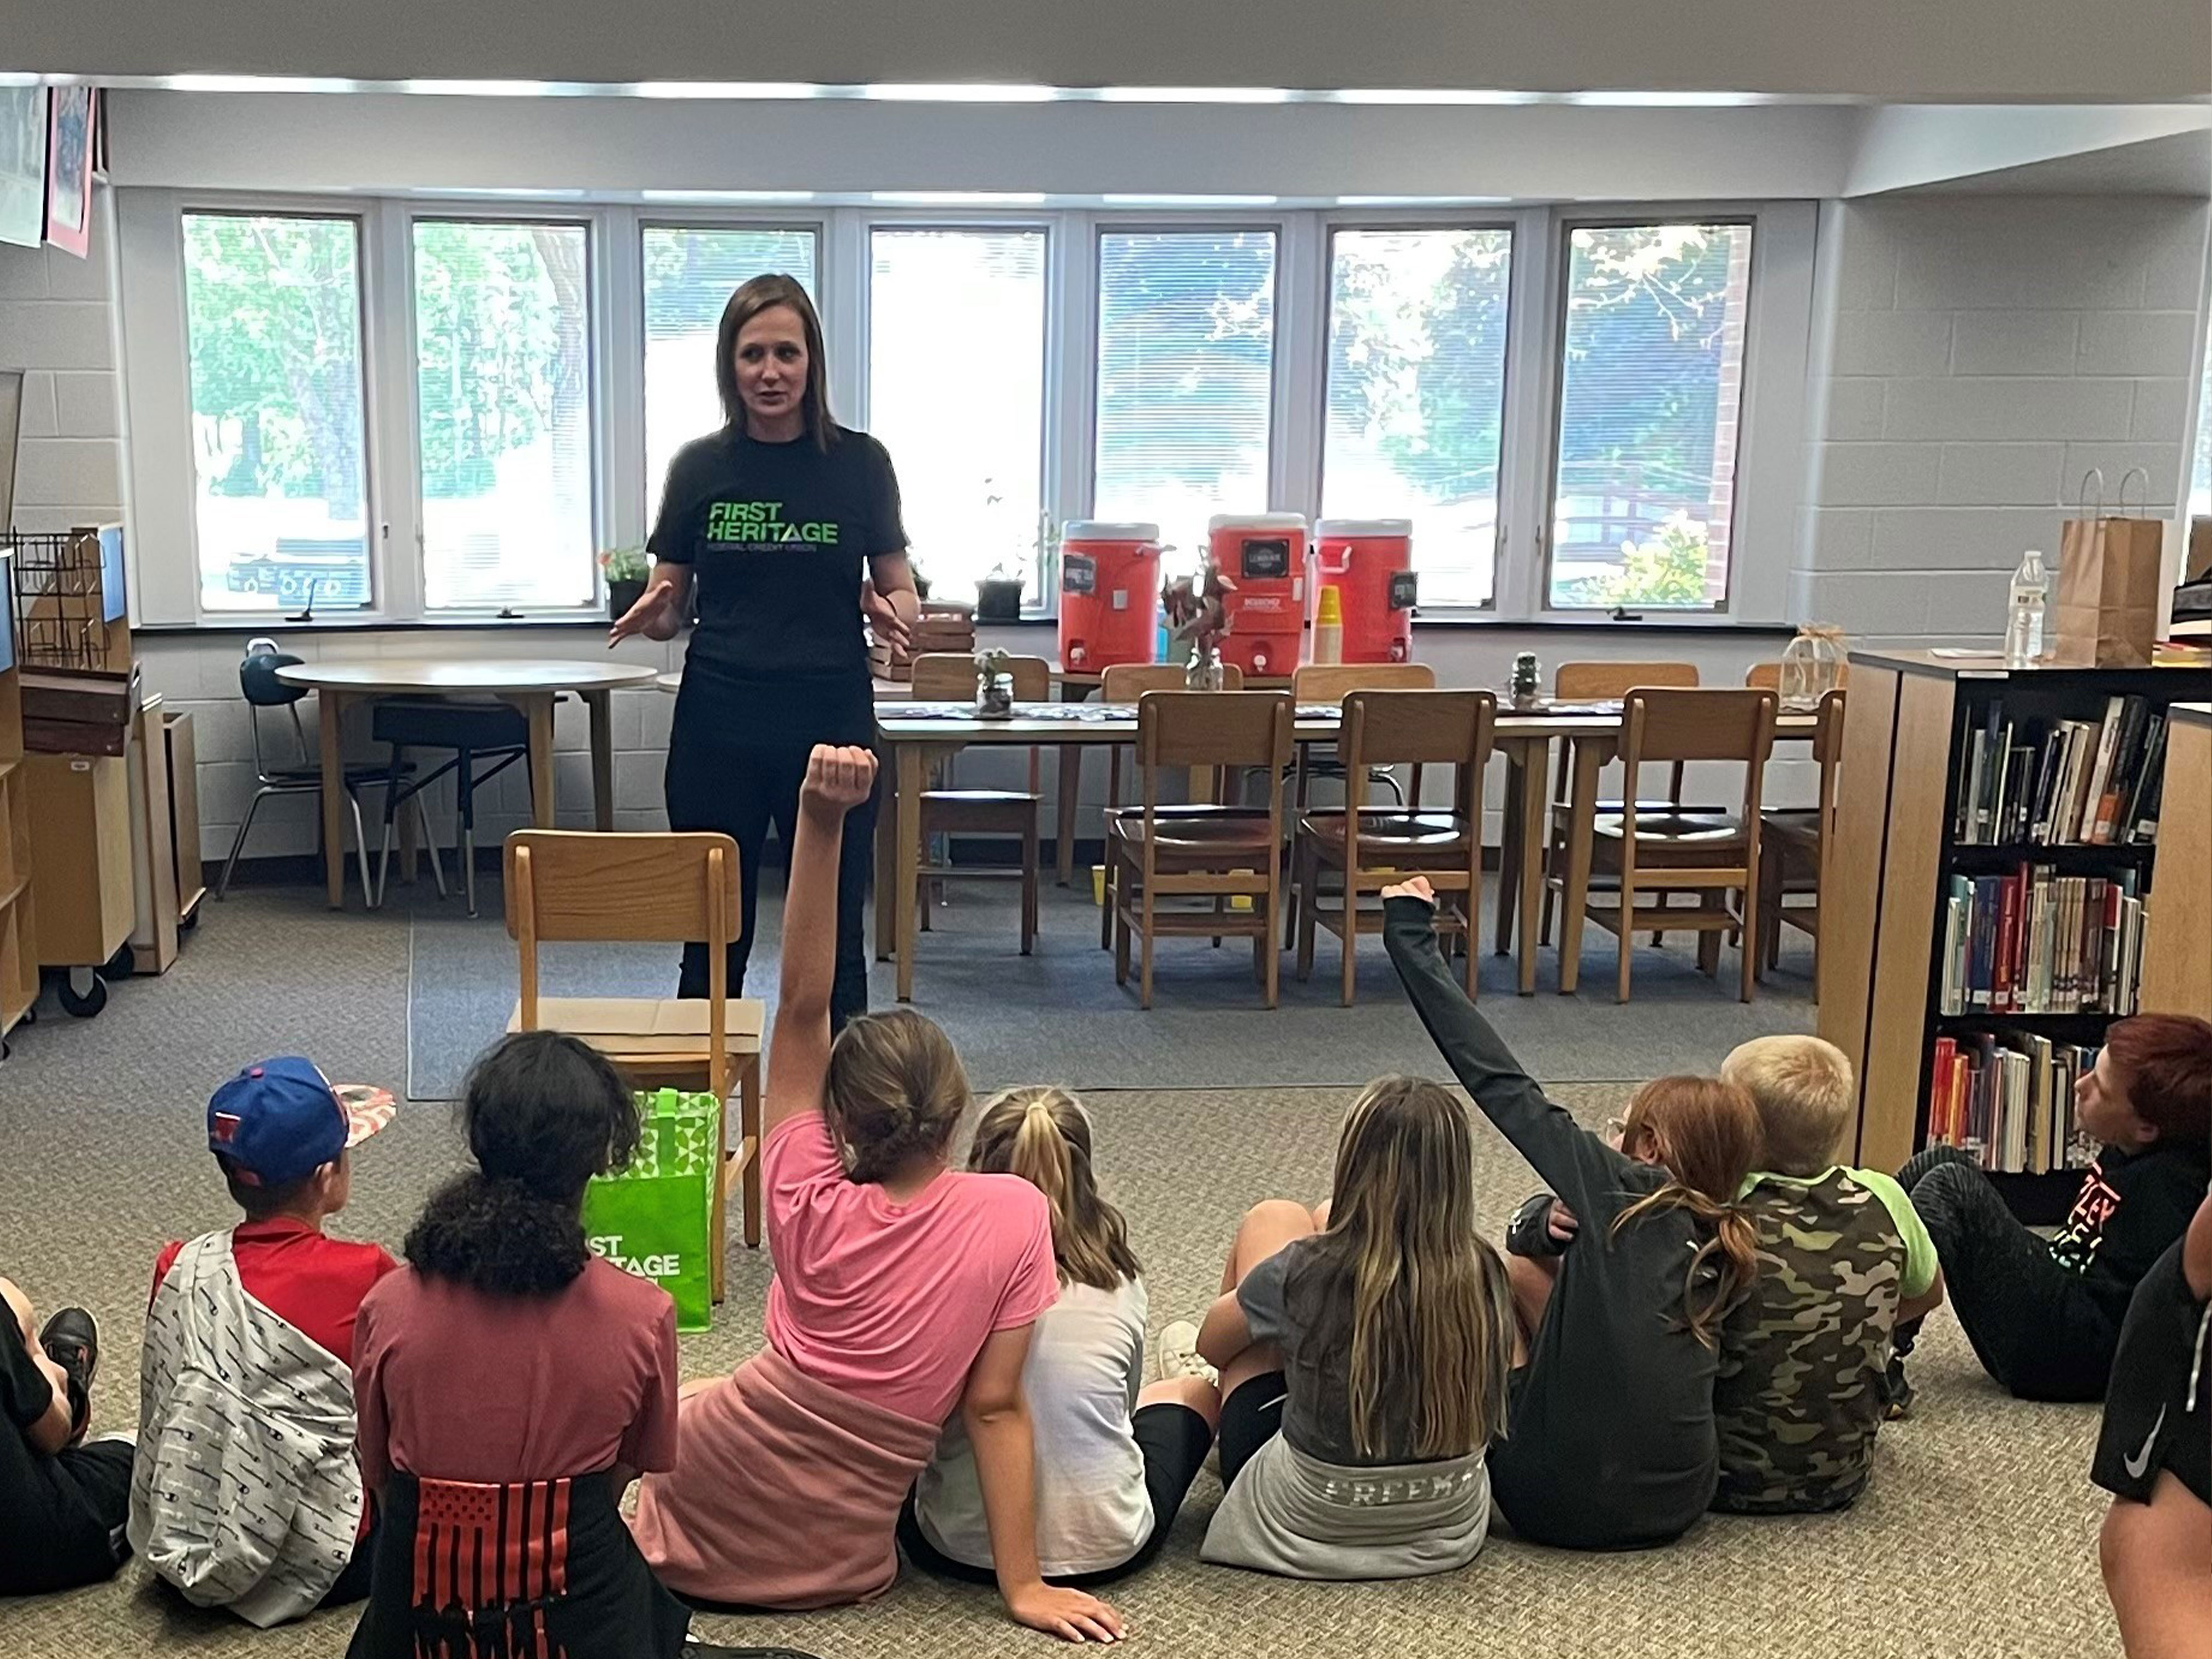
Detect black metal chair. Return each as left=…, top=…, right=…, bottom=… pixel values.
left=217, top=638, right=441, bottom=907
left=371, top=698, right=533, bottom=917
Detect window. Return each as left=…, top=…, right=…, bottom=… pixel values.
left=1323, top=227, right=1513, bottom=608
left=643, top=226, right=818, bottom=524
left=1094, top=229, right=1277, bottom=557
left=413, top=219, right=595, bottom=611
left=867, top=227, right=1047, bottom=600
left=1547, top=221, right=1753, bottom=610
left=183, top=212, right=370, bottom=612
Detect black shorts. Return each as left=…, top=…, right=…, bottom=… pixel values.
left=1217, top=1371, right=1289, bottom=1492
left=2092, top=1243, right=2211, bottom=1508
left=898, top=1402, right=1215, bottom=1589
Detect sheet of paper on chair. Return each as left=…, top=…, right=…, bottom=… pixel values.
left=508, top=997, right=765, bottom=1051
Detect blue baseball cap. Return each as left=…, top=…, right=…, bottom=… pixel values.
left=207, top=1057, right=394, bottom=1187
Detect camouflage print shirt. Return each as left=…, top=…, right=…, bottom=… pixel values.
left=1712, top=1167, right=1938, bottom=1515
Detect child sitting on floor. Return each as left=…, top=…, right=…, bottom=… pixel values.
left=903, top=1087, right=1217, bottom=1587
left=1711, top=1036, right=1943, bottom=1513
left=1184, top=1074, right=1518, bottom=1581
left=1895, top=1013, right=2212, bottom=1404
left=1381, top=876, right=1760, bottom=1550
left=132, top=1058, right=400, bottom=1623
left=0, top=1280, right=129, bottom=1596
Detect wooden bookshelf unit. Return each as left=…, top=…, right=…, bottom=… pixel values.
left=0, top=549, right=35, bottom=1053
left=1821, top=651, right=2212, bottom=1221
left=2137, top=702, right=2209, bottom=1019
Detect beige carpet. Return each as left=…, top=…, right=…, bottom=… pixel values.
left=0, top=885, right=2121, bottom=1657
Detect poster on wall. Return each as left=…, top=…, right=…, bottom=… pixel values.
left=0, top=89, right=45, bottom=250
left=45, top=88, right=94, bottom=258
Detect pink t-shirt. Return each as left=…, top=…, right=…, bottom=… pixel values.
left=764, top=1111, right=1057, bottom=1425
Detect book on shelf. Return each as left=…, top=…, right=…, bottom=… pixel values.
left=1951, top=695, right=2168, bottom=847
left=1926, top=1031, right=2100, bottom=1173
left=1937, top=864, right=2143, bottom=1016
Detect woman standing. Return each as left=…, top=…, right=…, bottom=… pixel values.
left=613, top=274, right=916, bottom=1029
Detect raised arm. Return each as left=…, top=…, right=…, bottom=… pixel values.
left=1380, top=881, right=1630, bottom=1218
left=765, top=746, right=877, bottom=1136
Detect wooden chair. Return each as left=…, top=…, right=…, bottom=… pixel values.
left=1540, top=660, right=1701, bottom=947
left=1758, top=686, right=1847, bottom=991
left=503, top=831, right=764, bottom=1302
left=1745, top=661, right=1782, bottom=691
left=1292, top=689, right=1494, bottom=1006
left=1286, top=662, right=1435, bottom=811
left=910, top=652, right=1051, bottom=953
left=1106, top=691, right=1293, bottom=1009
left=1099, top=662, right=1244, bottom=810
left=1557, top=687, right=1776, bottom=1004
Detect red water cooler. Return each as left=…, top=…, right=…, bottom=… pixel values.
left=1057, top=522, right=1161, bottom=672
left=1207, top=514, right=1309, bottom=679
left=1314, top=520, right=1417, bottom=663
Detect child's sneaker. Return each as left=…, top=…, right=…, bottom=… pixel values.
left=39, top=1307, right=98, bottom=1438
left=1156, top=1319, right=1217, bottom=1389
left=1882, top=1354, right=1915, bottom=1420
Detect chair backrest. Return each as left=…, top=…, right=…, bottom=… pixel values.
left=1342, top=689, right=1495, bottom=819
left=1101, top=661, right=1244, bottom=702
left=1291, top=662, right=1435, bottom=704
left=239, top=647, right=307, bottom=708
left=1744, top=661, right=1782, bottom=691
left=910, top=652, right=1051, bottom=702
left=1554, top=659, right=1700, bottom=699
left=1812, top=686, right=1847, bottom=768
left=1135, top=690, right=1293, bottom=773
left=1621, top=686, right=1777, bottom=772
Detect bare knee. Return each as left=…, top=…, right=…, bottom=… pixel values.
left=1138, top=1373, right=1222, bottom=1430
left=1244, top=1199, right=1318, bottom=1235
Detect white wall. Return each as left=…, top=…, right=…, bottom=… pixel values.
left=0, top=193, right=125, bottom=533
left=1793, top=193, right=2212, bottom=646
left=15, top=0, right=2212, bottom=100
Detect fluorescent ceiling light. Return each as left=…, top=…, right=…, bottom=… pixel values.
left=1094, top=86, right=1294, bottom=104
left=872, top=190, right=1049, bottom=204
left=1565, top=89, right=1770, bottom=106
left=1335, top=194, right=1511, bottom=206
left=158, top=72, right=361, bottom=93
left=641, top=189, right=818, bottom=202
left=1328, top=88, right=1540, bottom=105
left=1101, top=193, right=1280, bottom=207
left=631, top=81, right=823, bottom=99
left=396, top=78, right=560, bottom=97
left=861, top=83, right=1056, bottom=102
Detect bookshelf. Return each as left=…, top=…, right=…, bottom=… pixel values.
left=1820, top=651, right=2212, bottom=1222
left=2137, top=703, right=2209, bottom=1019
left=0, top=548, right=34, bottom=1054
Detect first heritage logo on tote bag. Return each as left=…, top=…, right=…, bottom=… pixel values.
left=581, top=1088, right=722, bottom=1331
left=2054, top=469, right=2166, bottom=668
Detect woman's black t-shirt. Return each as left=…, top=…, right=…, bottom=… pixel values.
left=649, top=425, right=905, bottom=687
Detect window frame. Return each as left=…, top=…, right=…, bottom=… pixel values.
left=115, top=191, right=1810, bottom=630
left=1314, top=214, right=1521, bottom=613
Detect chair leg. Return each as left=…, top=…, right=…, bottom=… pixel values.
left=462, top=826, right=478, bottom=917
left=1099, top=848, right=1116, bottom=950
left=1263, top=884, right=1280, bottom=1011
left=412, top=794, right=448, bottom=899
left=1738, top=883, right=1759, bottom=1005
left=1616, top=884, right=1635, bottom=1005
left=1697, top=894, right=1724, bottom=976
left=347, top=790, right=375, bottom=909
left=1138, top=878, right=1156, bottom=1010
left=1462, top=877, right=1482, bottom=1003
left=1340, top=873, right=1360, bottom=1008
left=1020, top=822, right=1039, bottom=955
left=1296, top=847, right=1320, bottom=981
left=215, top=788, right=273, bottom=900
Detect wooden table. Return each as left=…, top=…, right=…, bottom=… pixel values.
left=276, top=658, right=661, bottom=908
left=876, top=700, right=1817, bottom=1002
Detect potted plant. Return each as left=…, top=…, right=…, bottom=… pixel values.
left=600, top=547, right=650, bottom=621
left=975, top=561, right=1024, bottom=625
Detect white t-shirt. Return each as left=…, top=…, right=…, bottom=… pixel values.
left=912, top=1275, right=1152, bottom=1578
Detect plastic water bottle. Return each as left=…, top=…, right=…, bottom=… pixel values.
left=2005, top=550, right=2047, bottom=667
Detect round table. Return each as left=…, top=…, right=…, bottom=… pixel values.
left=274, top=658, right=661, bottom=908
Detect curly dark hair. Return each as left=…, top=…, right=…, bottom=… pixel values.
left=404, top=1031, right=641, bottom=1296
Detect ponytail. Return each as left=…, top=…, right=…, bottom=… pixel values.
left=1612, top=1183, right=1759, bottom=1348
left=969, top=1087, right=1142, bottom=1292
left=1609, top=1074, right=1764, bottom=1348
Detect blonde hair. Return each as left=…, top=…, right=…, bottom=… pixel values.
left=968, top=1087, right=1141, bottom=1292
left=1612, top=1076, right=1763, bottom=1348
left=824, top=1009, right=968, bottom=1183
left=1308, top=1076, right=1515, bottom=1462
left=1721, top=1036, right=1854, bottom=1177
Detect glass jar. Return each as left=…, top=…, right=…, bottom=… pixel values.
left=1780, top=623, right=1848, bottom=708
left=1186, top=642, right=1226, bottom=692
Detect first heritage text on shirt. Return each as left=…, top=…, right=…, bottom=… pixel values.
left=704, top=500, right=842, bottom=549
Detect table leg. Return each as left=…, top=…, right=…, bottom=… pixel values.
left=1516, top=738, right=1548, bottom=995
left=1057, top=743, right=1082, bottom=885
left=524, top=695, right=556, bottom=827
left=1558, top=739, right=1602, bottom=995
left=318, top=689, right=346, bottom=909
left=895, top=743, right=923, bottom=1002
left=586, top=690, right=616, bottom=831
left=1495, top=748, right=1523, bottom=956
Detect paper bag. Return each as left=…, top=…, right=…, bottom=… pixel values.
left=2053, top=471, right=2164, bottom=667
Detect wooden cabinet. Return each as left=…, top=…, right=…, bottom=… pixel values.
left=27, top=748, right=134, bottom=972
left=0, top=649, right=35, bottom=1046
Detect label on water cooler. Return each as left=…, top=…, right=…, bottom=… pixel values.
left=1239, top=538, right=1293, bottom=580
left=1389, top=570, right=1419, bottom=611
left=1061, top=553, right=1097, bottom=595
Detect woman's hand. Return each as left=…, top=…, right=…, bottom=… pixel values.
left=799, top=744, right=877, bottom=819
left=1382, top=876, right=1436, bottom=906
left=608, top=578, right=681, bottom=646
left=1006, top=1581, right=1124, bottom=1644
left=861, top=578, right=912, bottom=654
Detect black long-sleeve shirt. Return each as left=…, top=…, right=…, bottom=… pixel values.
left=1383, top=895, right=1720, bottom=1548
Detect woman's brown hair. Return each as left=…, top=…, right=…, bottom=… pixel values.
left=824, top=1009, right=968, bottom=1183
left=1611, top=1075, right=1763, bottom=1348
left=1307, top=1076, right=1515, bottom=1462
left=968, top=1087, right=1142, bottom=1292
left=713, top=273, right=836, bottom=450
